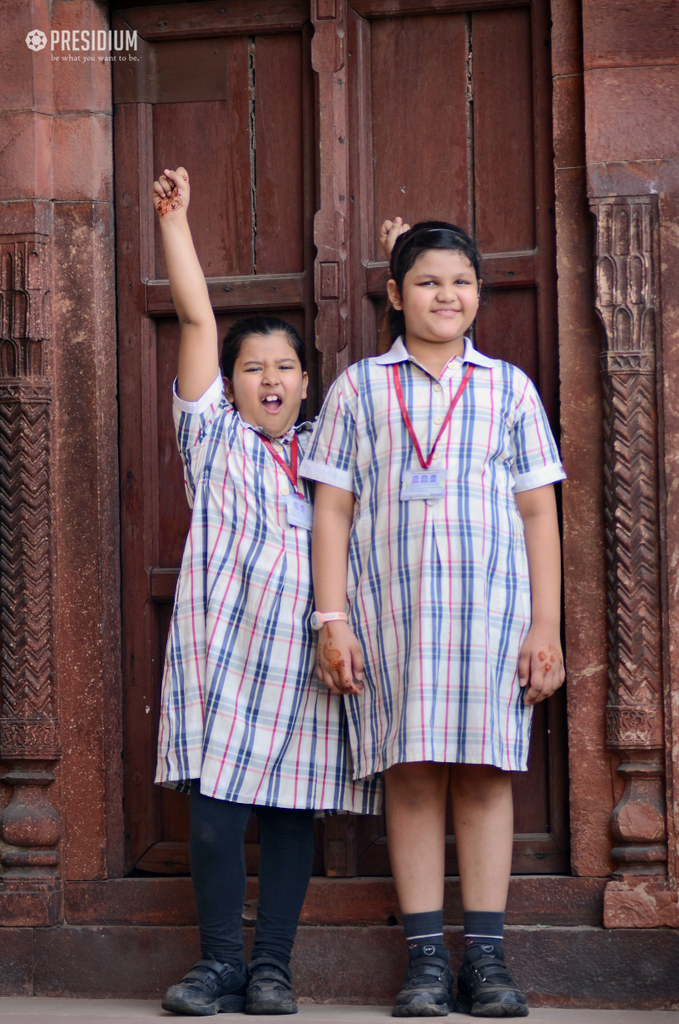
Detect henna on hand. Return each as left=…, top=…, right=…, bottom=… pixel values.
left=322, top=626, right=346, bottom=676
left=537, top=643, right=560, bottom=674
left=157, top=186, right=183, bottom=216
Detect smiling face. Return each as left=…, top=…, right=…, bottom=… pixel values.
left=224, top=332, right=308, bottom=438
left=387, top=248, right=480, bottom=366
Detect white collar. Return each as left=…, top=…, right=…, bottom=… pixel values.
left=374, top=336, right=500, bottom=370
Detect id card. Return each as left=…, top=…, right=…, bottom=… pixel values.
left=400, top=468, right=447, bottom=501
left=286, top=494, right=314, bottom=530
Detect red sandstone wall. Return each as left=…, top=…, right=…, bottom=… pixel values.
left=551, top=0, right=615, bottom=877
left=580, top=0, right=679, bottom=924
left=0, top=0, right=123, bottom=893
left=555, top=0, right=679, bottom=899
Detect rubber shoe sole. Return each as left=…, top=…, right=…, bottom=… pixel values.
left=392, top=993, right=455, bottom=1017
left=456, top=991, right=528, bottom=1018
left=161, top=988, right=246, bottom=1015
left=456, top=983, right=532, bottom=1015
left=245, top=991, right=297, bottom=1015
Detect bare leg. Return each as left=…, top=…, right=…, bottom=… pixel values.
left=448, top=763, right=513, bottom=912
left=385, top=762, right=456, bottom=1017
left=451, top=767, right=527, bottom=1016
left=384, top=761, right=450, bottom=913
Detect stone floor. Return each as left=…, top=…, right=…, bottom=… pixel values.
left=0, top=1002, right=677, bottom=1023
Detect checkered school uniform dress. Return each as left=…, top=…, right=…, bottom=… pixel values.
left=155, top=374, right=381, bottom=813
left=299, top=337, right=566, bottom=776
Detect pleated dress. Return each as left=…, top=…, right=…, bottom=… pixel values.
left=155, top=374, right=381, bottom=813
left=299, top=337, right=565, bottom=777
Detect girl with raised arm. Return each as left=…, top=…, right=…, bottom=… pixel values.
left=152, top=167, right=380, bottom=1017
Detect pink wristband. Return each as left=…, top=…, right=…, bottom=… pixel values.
left=310, top=611, right=348, bottom=630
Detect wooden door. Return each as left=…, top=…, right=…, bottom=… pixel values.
left=113, top=0, right=317, bottom=872
left=340, top=0, right=567, bottom=874
left=114, top=0, right=566, bottom=876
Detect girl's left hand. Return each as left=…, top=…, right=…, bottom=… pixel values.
left=518, top=629, right=565, bottom=704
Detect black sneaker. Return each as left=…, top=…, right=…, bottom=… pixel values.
left=245, top=956, right=297, bottom=1015
left=456, top=945, right=528, bottom=1017
left=161, top=958, right=247, bottom=1015
left=392, top=950, right=456, bottom=1017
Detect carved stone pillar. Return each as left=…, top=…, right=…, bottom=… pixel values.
left=0, top=221, right=62, bottom=905
left=590, top=196, right=667, bottom=886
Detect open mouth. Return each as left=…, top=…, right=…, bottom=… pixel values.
left=262, top=394, right=282, bottom=411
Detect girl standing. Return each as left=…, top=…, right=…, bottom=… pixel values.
left=300, top=222, right=565, bottom=1018
left=152, top=167, right=380, bottom=1016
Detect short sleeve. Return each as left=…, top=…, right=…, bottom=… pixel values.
left=510, top=374, right=566, bottom=493
left=298, top=373, right=359, bottom=493
left=172, top=374, right=228, bottom=504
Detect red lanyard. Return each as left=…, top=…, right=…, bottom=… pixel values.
left=258, top=432, right=303, bottom=496
left=393, top=363, right=474, bottom=470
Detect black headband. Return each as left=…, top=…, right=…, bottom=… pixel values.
left=391, top=226, right=472, bottom=267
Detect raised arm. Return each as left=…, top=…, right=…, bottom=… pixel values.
left=152, top=167, right=219, bottom=401
left=377, top=217, right=410, bottom=353
left=514, top=484, right=565, bottom=704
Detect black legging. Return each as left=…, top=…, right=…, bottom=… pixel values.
left=189, top=781, right=315, bottom=968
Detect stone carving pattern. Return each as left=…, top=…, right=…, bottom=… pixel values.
left=591, top=196, right=666, bottom=876
left=0, top=238, right=57, bottom=761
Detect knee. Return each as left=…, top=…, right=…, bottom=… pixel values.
left=191, top=817, right=222, bottom=855
left=258, top=807, right=314, bottom=846
left=450, top=764, right=511, bottom=805
left=189, top=793, right=250, bottom=855
left=385, top=762, right=449, bottom=809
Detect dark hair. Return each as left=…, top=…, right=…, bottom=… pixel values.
left=388, top=221, right=482, bottom=340
left=220, top=316, right=306, bottom=380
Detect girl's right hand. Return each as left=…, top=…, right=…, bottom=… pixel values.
left=316, top=621, right=364, bottom=696
left=152, top=166, right=191, bottom=218
left=379, top=216, right=410, bottom=260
